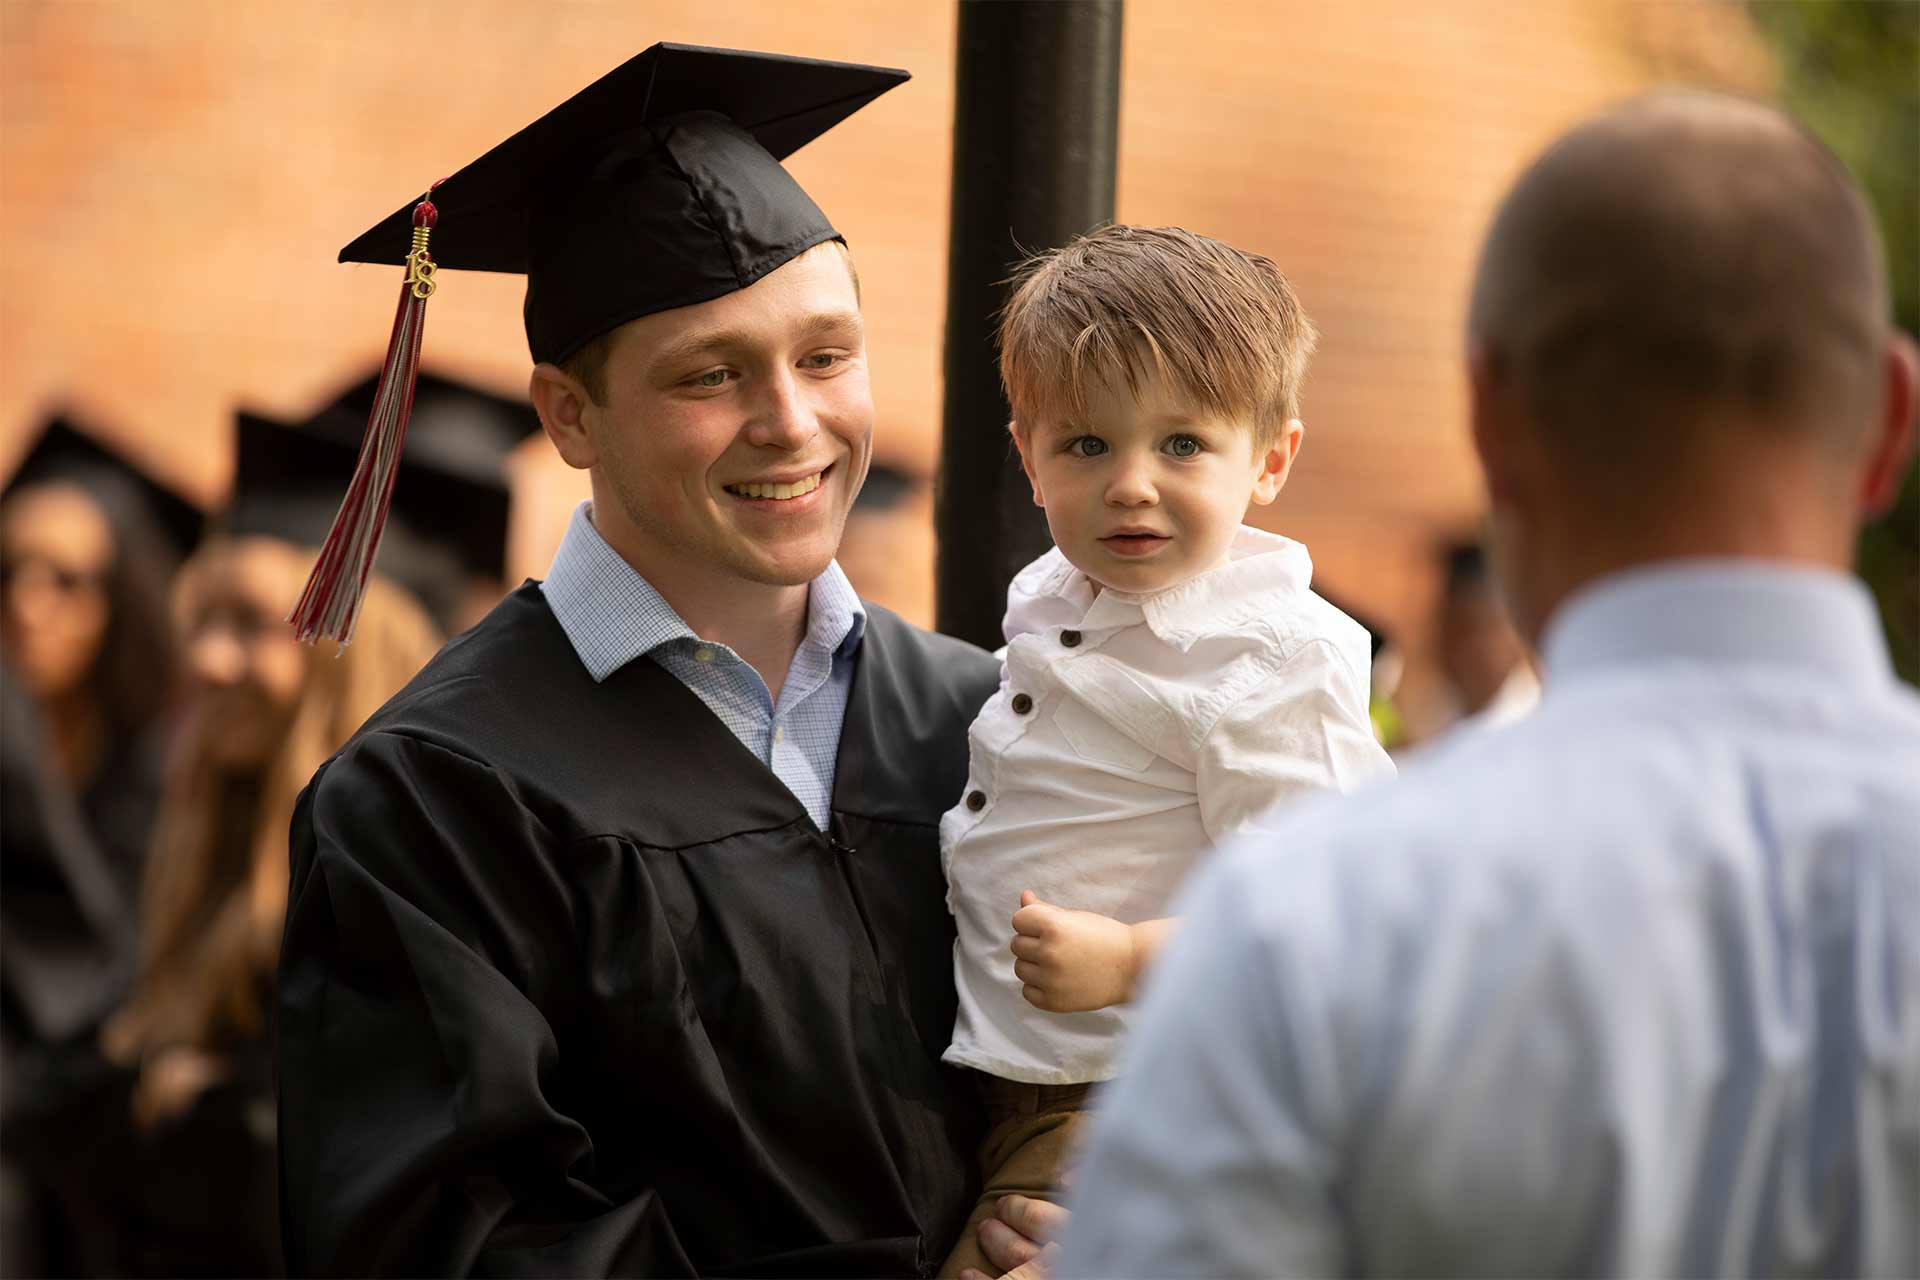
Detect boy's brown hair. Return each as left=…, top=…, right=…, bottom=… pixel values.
left=998, top=225, right=1318, bottom=446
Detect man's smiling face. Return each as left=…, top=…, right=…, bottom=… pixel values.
left=579, top=242, right=873, bottom=589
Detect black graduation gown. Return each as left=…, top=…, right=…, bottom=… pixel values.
left=0, top=672, right=131, bottom=1056
left=277, top=584, right=999, bottom=1277
left=4, top=675, right=281, bottom=1279
left=1, top=669, right=130, bottom=1279
left=78, top=722, right=171, bottom=910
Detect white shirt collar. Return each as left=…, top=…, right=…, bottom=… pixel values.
left=1003, top=525, right=1315, bottom=652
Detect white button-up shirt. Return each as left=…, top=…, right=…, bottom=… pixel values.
left=1060, top=561, right=1920, bottom=1278
left=942, top=526, right=1394, bottom=1085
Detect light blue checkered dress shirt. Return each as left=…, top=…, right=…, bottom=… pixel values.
left=539, top=502, right=865, bottom=830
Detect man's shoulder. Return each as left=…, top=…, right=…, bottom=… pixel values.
left=353, top=582, right=572, bottom=736
left=1218, top=669, right=1920, bottom=915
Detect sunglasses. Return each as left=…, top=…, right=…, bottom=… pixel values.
left=0, top=555, right=107, bottom=598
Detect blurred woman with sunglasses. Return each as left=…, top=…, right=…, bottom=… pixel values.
left=1, top=417, right=204, bottom=907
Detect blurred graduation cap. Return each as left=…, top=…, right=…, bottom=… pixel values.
left=321, top=369, right=540, bottom=486
left=294, top=43, right=907, bottom=643
left=851, top=462, right=918, bottom=515
left=1314, top=587, right=1396, bottom=663
left=4, top=415, right=206, bottom=561
left=230, top=410, right=508, bottom=634
left=1444, top=540, right=1494, bottom=594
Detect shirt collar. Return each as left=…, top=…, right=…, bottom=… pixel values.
left=1541, top=559, right=1893, bottom=691
left=1003, top=525, right=1315, bottom=651
left=541, top=501, right=865, bottom=682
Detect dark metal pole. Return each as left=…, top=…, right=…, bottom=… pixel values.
left=935, top=0, right=1123, bottom=648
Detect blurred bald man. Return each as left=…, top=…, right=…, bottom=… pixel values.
left=1054, top=92, right=1920, bottom=1278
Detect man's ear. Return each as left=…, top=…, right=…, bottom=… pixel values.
left=1860, top=334, right=1918, bottom=517
left=1249, top=419, right=1305, bottom=507
left=1009, top=419, right=1046, bottom=508
left=531, top=363, right=598, bottom=471
left=1468, top=343, right=1524, bottom=508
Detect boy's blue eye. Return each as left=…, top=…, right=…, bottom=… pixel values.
left=1066, top=436, right=1109, bottom=458
left=1164, top=434, right=1202, bottom=457
left=691, top=369, right=730, bottom=389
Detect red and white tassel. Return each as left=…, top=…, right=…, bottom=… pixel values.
left=289, top=188, right=442, bottom=645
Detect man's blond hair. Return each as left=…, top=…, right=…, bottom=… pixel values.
left=998, top=225, right=1318, bottom=445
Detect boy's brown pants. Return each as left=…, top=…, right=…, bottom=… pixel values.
left=937, top=1076, right=1094, bottom=1279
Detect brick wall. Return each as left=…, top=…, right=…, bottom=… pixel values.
left=0, top=0, right=1769, bottom=710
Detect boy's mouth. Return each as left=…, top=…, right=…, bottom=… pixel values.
left=1100, top=530, right=1171, bottom=557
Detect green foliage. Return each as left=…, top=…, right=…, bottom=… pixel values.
left=1749, top=0, right=1919, bottom=683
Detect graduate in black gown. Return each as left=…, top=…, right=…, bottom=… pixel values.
left=1, top=416, right=199, bottom=1276
left=276, top=44, right=999, bottom=1277
left=2, top=415, right=204, bottom=907
left=0, top=668, right=133, bottom=1279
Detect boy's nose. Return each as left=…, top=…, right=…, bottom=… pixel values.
left=1104, top=459, right=1159, bottom=507
left=744, top=368, right=820, bottom=452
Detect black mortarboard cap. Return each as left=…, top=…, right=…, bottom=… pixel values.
left=338, top=43, right=908, bottom=365
left=4, top=415, right=206, bottom=561
left=228, top=410, right=509, bottom=631
left=322, top=369, right=541, bottom=485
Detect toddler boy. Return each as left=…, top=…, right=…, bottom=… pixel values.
left=939, top=225, right=1394, bottom=1277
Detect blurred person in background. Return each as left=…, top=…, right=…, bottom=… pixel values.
left=317, top=368, right=537, bottom=630
left=0, top=415, right=197, bottom=1277
left=270, top=403, right=515, bottom=638
left=7, top=412, right=444, bottom=1277
left=834, top=459, right=938, bottom=618
left=1434, top=538, right=1537, bottom=731
left=1052, top=89, right=1919, bottom=1278
left=1, top=415, right=205, bottom=905
left=1317, top=589, right=1408, bottom=750
left=1, top=668, right=135, bottom=1278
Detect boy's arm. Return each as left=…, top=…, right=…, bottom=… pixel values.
left=1010, top=641, right=1387, bottom=1016
left=1010, top=894, right=1178, bottom=1011
left=1197, top=638, right=1392, bottom=841
left=1124, top=916, right=1177, bottom=994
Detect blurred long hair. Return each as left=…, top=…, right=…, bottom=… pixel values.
left=104, top=547, right=442, bottom=1060
left=89, top=483, right=185, bottom=749
left=5, top=472, right=183, bottom=749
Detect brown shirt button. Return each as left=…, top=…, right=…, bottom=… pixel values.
left=1060, top=629, right=1082, bottom=648
left=966, top=790, right=987, bottom=811
left=1010, top=693, right=1034, bottom=714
